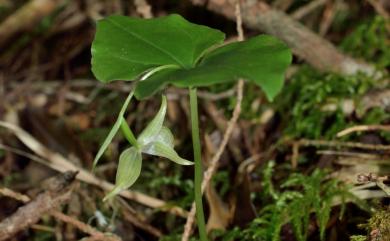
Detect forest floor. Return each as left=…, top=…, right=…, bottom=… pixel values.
left=0, top=0, right=389, bottom=241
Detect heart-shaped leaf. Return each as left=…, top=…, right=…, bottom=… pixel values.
left=91, top=14, right=291, bottom=100
left=104, top=147, right=142, bottom=200
left=135, top=35, right=292, bottom=100
left=92, top=14, right=225, bottom=82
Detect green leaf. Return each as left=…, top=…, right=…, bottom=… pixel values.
left=136, top=35, right=292, bottom=100
left=143, top=141, right=193, bottom=165
left=104, top=147, right=142, bottom=200
left=135, top=69, right=176, bottom=99
left=91, top=14, right=225, bottom=82
left=92, top=14, right=291, bottom=100
left=137, top=95, right=167, bottom=146
left=92, top=90, right=134, bottom=169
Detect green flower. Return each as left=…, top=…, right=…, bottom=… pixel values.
left=92, top=92, right=192, bottom=200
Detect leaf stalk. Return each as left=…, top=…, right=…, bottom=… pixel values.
left=189, top=87, right=208, bottom=241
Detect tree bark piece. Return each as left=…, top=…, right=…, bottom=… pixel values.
left=0, top=0, right=64, bottom=47
left=0, top=171, right=76, bottom=241
left=193, top=0, right=376, bottom=76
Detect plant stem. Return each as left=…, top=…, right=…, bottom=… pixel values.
left=189, top=87, right=207, bottom=241
left=120, top=117, right=139, bottom=148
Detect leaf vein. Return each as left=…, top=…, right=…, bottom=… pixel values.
left=107, top=18, right=186, bottom=67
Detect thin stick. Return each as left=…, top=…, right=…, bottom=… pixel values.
left=298, top=139, right=390, bottom=151
left=51, top=211, right=120, bottom=241
left=181, top=1, right=245, bottom=240
left=0, top=172, right=76, bottom=240
left=0, top=187, right=30, bottom=203
left=291, top=0, right=328, bottom=20
left=336, top=124, right=390, bottom=137
left=316, top=150, right=380, bottom=159
left=0, top=186, right=120, bottom=241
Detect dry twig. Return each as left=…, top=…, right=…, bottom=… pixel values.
left=0, top=172, right=76, bottom=240
left=291, top=138, right=390, bottom=168
left=0, top=187, right=30, bottom=203
left=0, top=178, right=121, bottom=241
left=337, top=125, right=390, bottom=137
left=297, top=139, right=390, bottom=151
left=51, top=211, right=121, bottom=241
left=291, top=0, right=328, bottom=20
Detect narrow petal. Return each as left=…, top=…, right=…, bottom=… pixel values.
left=155, top=126, right=174, bottom=148
left=137, top=95, right=167, bottom=146
left=93, top=90, right=134, bottom=169
left=143, top=141, right=193, bottom=165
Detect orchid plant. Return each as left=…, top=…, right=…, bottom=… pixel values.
left=91, top=14, right=291, bottom=240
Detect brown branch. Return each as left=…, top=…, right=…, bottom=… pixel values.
left=0, top=0, right=65, bottom=47
left=0, top=171, right=76, bottom=241
left=192, top=0, right=376, bottom=76
left=0, top=174, right=121, bottom=241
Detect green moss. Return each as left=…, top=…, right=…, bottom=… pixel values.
left=368, top=208, right=390, bottom=239
left=276, top=66, right=388, bottom=140
left=351, top=207, right=390, bottom=241
left=349, top=235, right=366, bottom=241
left=276, top=17, right=390, bottom=140
left=341, top=17, right=390, bottom=69
left=212, top=163, right=351, bottom=241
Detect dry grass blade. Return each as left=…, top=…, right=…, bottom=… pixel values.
left=336, top=124, right=390, bottom=137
